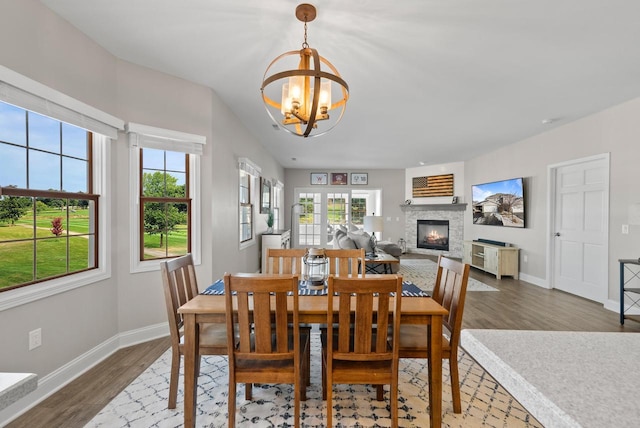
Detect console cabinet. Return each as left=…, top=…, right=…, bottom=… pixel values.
left=463, top=241, right=519, bottom=279
left=261, top=229, right=291, bottom=272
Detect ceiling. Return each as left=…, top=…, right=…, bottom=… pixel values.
left=40, top=0, right=640, bottom=169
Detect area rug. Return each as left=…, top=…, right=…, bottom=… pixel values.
left=86, top=334, right=540, bottom=428
left=398, top=259, right=498, bottom=292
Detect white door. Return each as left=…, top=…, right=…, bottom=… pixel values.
left=551, top=155, right=609, bottom=302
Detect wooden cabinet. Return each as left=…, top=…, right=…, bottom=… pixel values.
left=261, top=229, right=291, bottom=272
left=463, top=241, right=519, bottom=279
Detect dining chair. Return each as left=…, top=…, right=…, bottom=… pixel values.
left=160, top=254, right=228, bottom=409
left=395, top=255, right=470, bottom=413
left=322, top=274, right=403, bottom=428
left=323, top=247, right=366, bottom=277
left=224, top=273, right=309, bottom=428
left=264, top=247, right=311, bottom=387
left=263, top=247, right=306, bottom=275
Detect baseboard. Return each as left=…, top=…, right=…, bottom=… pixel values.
left=0, top=322, right=168, bottom=426
left=517, top=272, right=549, bottom=289
left=604, top=299, right=640, bottom=315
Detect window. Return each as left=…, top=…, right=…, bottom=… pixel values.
left=273, top=180, right=283, bottom=229
left=127, top=123, right=205, bottom=272
left=140, top=148, right=190, bottom=260
left=239, top=170, right=252, bottom=242
left=238, top=157, right=261, bottom=249
left=0, top=102, right=97, bottom=292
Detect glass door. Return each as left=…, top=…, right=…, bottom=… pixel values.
left=293, top=188, right=381, bottom=248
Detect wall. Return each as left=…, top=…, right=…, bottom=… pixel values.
left=0, top=0, right=280, bottom=421
left=284, top=169, right=406, bottom=244
left=464, top=97, right=640, bottom=306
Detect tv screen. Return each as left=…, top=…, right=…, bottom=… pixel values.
left=472, top=177, right=525, bottom=228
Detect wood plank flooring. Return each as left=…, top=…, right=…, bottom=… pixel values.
left=8, top=254, right=640, bottom=427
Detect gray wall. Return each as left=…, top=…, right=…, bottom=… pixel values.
left=0, top=0, right=281, bottom=402
left=464, top=96, right=640, bottom=305
left=284, top=169, right=406, bottom=243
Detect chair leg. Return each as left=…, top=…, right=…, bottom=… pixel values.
left=168, top=349, right=180, bottom=409
left=326, top=376, right=332, bottom=428
left=229, top=378, right=236, bottom=427
left=391, top=381, right=398, bottom=428
left=245, top=383, right=252, bottom=400
left=376, top=385, right=384, bottom=401
left=450, top=354, right=462, bottom=413
left=321, top=347, right=327, bottom=400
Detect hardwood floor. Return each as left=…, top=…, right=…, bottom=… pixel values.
left=8, top=253, right=640, bottom=427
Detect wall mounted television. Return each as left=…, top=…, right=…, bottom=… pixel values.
left=471, top=177, right=525, bottom=228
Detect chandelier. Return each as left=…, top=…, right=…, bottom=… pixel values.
left=261, top=3, right=349, bottom=138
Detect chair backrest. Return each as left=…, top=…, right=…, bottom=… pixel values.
left=224, top=273, right=301, bottom=364
left=265, top=248, right=307, bottom=274
left=160, top=254, right=199, bottom=346
left=432, top=255, right=470, bottom=348
left=323, top=248, right=366, bottom=277
left=327, top=274, right=402, bottom=361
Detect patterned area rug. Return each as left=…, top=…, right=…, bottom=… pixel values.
left=398, top=259, right=498, bottom=292
left=86, top=334, right=541, bottom=427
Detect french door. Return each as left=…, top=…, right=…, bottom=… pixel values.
left=293, top=188, right=380, bottom=248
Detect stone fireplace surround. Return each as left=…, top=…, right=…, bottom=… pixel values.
left=401, top=203, right=467, bottom=258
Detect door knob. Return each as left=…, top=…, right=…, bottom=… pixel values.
left=554, top=232, right=561, bottom=237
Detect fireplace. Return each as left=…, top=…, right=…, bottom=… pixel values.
left=417, top=220, right=449, bottom=251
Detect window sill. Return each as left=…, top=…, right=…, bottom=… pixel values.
left=0, top=267, right=111, bottom=312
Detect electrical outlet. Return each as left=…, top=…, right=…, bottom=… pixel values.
left=523, top=254, right=528, bottom=263
left=622, top=224, right=630, bottom=234
left=29, top=328, right=41, bottom=350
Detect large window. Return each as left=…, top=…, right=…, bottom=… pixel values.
left=0, top=102, right=98, bottom=292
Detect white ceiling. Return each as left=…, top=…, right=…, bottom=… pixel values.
left=40, top=0, right=640, bottom=169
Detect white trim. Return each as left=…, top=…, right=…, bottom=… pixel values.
left=518, top=272, right=549, bottom=289
left=126, top=122, right=206, bottom=155
left=605, top=299, right=640, bottom=315
left=129, top=136, right=202, bottom=273
left=238, top=157, right=262, bottom=176
left=0, top=322, right=168, bottom=426
left=0, top=65, right=123, bottom=139
left=0, top=135, right=112, bottom=311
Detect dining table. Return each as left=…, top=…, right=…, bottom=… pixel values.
left=177, top=276, right=448, bottom=428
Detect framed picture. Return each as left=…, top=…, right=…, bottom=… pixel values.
left=331, top=172, right=348, bottom=185
left=260, top=177, right=271, bottom=214
left=351, top=173, right=368, bottom=185
left=310, top=172, right=328, bottom=185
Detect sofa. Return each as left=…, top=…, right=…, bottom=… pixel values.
left=332, top=225, right=402, bottom=274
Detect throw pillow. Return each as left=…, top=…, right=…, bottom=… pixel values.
left=347, top=231, right=373, bottom=253
left=337, top=233, right=357, bottom=249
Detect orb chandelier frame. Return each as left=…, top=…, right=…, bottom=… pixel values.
left=261, top=3, right=349, bottom=138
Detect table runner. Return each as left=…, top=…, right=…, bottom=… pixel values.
left=202, top=279, right=429, bottom=297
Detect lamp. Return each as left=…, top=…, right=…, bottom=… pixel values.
left=261, top=3, right=349, bottom=138
left=363, top=215, right=384, bottom=258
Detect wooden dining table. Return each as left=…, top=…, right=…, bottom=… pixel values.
left=178, top=284, right=448, bottom=428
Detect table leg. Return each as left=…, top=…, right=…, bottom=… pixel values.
left=429, top=314, right=443, bottom=428
left=183, top=314, right=199, bottom=428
